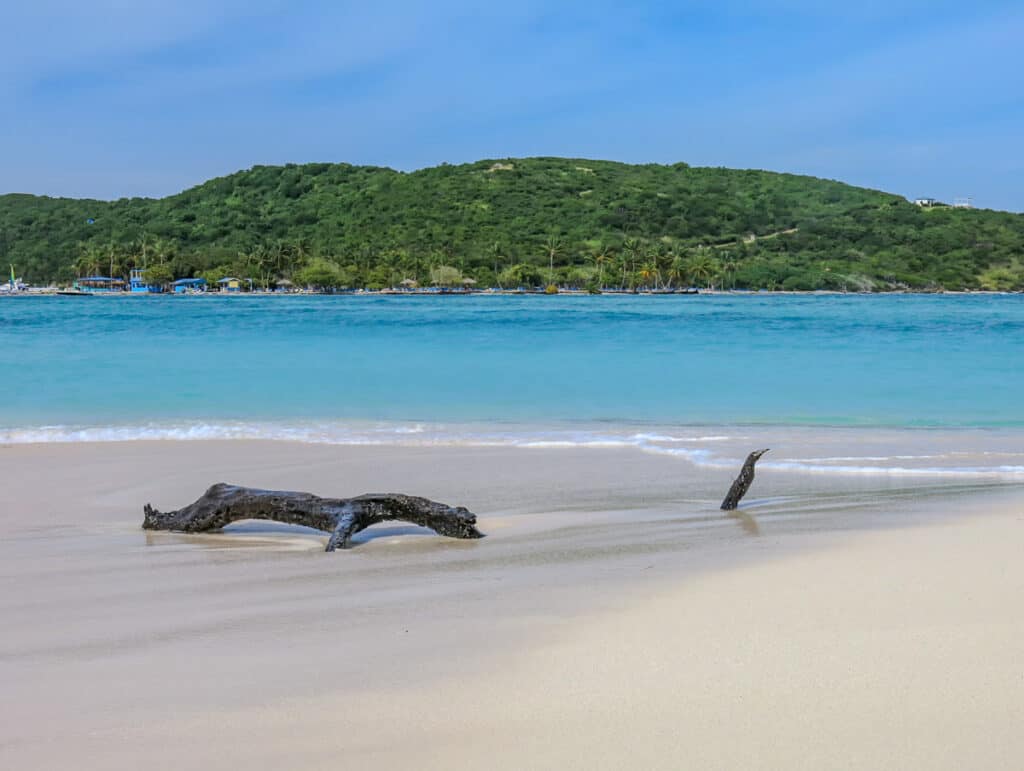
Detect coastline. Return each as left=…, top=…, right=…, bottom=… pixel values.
left=4, top=287, right=1022, bottom=296
left=2, top=440, right=1023, bottom=768
left=4, top=423, right=1023, bottom=476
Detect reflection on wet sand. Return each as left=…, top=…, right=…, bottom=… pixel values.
left=728, top=509, right=761, bottom=536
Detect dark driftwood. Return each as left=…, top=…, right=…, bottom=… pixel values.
left=720, top=449, right=769, bottom=511
left=142, top=483, right=483, bottom=551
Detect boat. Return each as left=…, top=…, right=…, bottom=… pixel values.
left=2, top=264, right=28, bottom=293
left=56, top=289, right=93, bottom=296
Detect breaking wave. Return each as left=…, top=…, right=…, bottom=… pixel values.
left=1, top=421, right=1022, bottom=479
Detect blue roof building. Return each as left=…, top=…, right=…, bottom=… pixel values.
left=75, top=276, right=126, bottom=293
left=130, top=268, right=165, bottom=294
left=172, top=278, right=208, bottom=294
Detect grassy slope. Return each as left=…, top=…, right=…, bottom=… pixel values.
left=2, top=157, right=1022, bottom=289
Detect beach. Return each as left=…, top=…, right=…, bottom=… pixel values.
left=2, top=439, right=1022, bottom=769
left=6, top=2, right=1024, bottom=767
left=3, top=294, right=1024, bottom=768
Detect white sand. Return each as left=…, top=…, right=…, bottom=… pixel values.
left=336, top=510, right=1024, bottom=770
left=1, top=441, right=1022, bottom=769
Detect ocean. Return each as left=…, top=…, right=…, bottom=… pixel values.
left=3, top=293, right=1023, bottom=479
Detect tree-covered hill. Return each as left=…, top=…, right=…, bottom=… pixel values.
left=2, top=157, right=1022, bottom=290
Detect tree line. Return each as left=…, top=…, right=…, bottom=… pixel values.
left=66, top=232, right=764, bottom=291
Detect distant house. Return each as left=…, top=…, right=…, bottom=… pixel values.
left=172, top=278, right=208, bottom=294
left=75, top=276, right=126, bottom=293
left=913, top=197, right=937, bottom=207
left=129, top=268, right=165, bottom=293
left=217, top=277, right=244, bottom=293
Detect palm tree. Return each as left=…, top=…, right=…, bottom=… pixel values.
left=686, top=251, right=719, bottom=289
left=151, top=237, right=176, bottom=268
left=380, top=249, right=404, bottom=287
left=105, top=240, right=125, bottom=279
left=638, top=261, right=657, bottom=290
left=589, top=244, right=613, bottom=289
left=75, top=242, right=104, bottom=277
left=239, top=246, right=257, bottom=276
left=239, top=245, right=273, bottom=288
left=622, top=238, right=644, bottom=289
left=644, top=244, right=663, bottom=290
left=270, top=240, right=291, bottom=279
left=668, top=254, right=687, bottom=289
left=653, top=245, right=674, bottom=289
left=428, top=248, right=447, bottom=272
left=543, top=235, right=563, bottom=285
left=395, top=247, right=417, bottom=284
left=721, top=255, right=740, bottom=290
left=614, top=250, right=630, bottom=290
left=135, top=234, right=150, bottom=269
left=291, top=237, right=311, bottom=267
left=488, top=242, right=504, bottom=286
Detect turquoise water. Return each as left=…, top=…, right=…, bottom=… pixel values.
left=2, top=294, right=1022, bottom=431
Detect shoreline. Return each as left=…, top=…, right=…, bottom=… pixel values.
left=4, top=425, right=1023, bottom=482
left=4, top=287, right=1023, bottom=296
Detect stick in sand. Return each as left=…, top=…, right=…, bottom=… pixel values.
left=720, top=449, right=769, bottom=511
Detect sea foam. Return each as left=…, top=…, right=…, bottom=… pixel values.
left=3, top=421, right=1023, bottom=480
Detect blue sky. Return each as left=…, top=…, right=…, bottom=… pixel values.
left=2, top=1, right=1022, bottom=210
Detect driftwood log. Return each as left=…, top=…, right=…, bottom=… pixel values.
left=142, top=483, right=483, bottom=551
left=720, top=449, right=769, bottom=511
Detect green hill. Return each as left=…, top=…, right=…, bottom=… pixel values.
left=2, top=157, right=1022, bottom=290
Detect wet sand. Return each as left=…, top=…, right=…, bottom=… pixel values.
left=1, top=441, right=1022, bottom=769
